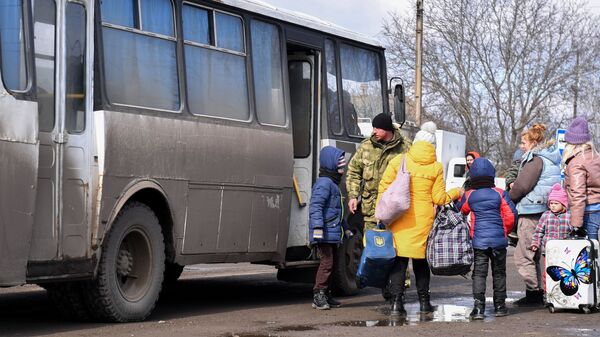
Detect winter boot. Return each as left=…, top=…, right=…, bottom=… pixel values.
left=312, top=289, right=330, bottom=310
left=418, top=291, right=434, bottom=313
left=493, top=300, right=508, bottom=317
left=326, top=289, right=341, bottom=308
left=390, top=294, right=407, bottom=316
left=507, top=231, right=518, bottom=247
left=469, top=299, right=485, bottom=320
left=513, top=290, right=544, bottom=307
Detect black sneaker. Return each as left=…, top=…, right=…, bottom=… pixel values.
left=513, top=290, right=544, bottom=307
left=312, top=290, right=330, bottom=310
left=494, top=304, right=508, bottom=317
left=326, top=290, right=342, bottom=308
left=469, top=300, right=485, bottom=320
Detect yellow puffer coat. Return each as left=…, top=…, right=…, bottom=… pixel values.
left=377, top=141, right=460, bottom=258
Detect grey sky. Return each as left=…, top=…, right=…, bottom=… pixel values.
left=262, top=0, right=410, bottom=40
left=263, top=0, right=600, bottom=42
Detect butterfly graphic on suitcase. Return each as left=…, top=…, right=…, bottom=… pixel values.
left=546, top=247, right=592, bottom=296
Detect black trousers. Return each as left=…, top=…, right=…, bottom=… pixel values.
left=472, top=248, right=507, bottom=303
left=389, top=257, right=430, bottom=296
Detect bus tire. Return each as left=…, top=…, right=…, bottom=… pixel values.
left=84, top=202, right=165, bottom=322
left=45, top=281, right=91, bottom=321
left=331, top=233, right=362, bottom=296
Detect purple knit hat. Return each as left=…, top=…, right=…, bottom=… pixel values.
left=564, top=116, right=591, bottom=144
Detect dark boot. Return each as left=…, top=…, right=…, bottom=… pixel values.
left=418, top=291, right=433, bottom=313
left=312, top=289, right=330, bottom=310
left=469, top=299, right=485, bottom=320
left=507, top=231, right=518, bottom=247
left=390, top=294, right=406, bottom=316
left=494, top=300, right=508, bottom=317
left=513, top=290, right=544, bottom=307
left=326, top=289, right=341, bottom=308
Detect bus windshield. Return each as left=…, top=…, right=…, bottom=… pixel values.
left=340, top=43, right=383, bottom=138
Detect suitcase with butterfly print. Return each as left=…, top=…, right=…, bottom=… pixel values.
left=544, top=238, right=600, bottom=313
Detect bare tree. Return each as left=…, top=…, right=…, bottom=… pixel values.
left=384, top=0, right=600, bottom=172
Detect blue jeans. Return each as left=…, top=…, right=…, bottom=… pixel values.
left=584, top=211, right=600, bottom=240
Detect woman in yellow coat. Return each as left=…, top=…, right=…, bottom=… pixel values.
left=377, top=121, right=461, bottom=316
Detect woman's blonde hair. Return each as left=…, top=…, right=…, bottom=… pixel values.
left=521, top=123, right=546, bottom=144
left=562, top=141, right=596, bottom=164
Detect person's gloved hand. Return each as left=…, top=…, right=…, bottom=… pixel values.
left=345, top=229, right=354, bottom=239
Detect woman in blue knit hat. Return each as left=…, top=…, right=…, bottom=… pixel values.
left=562, top=116, right=600, bottom=239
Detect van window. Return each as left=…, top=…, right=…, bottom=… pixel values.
left=325, top=39, right=342, bottom=135
left=454, top=164, right=466, bottom=178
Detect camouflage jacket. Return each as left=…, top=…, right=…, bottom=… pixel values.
left=505, top=159, right=522, bottom=191
left=346, top=128, right=406, bottom=224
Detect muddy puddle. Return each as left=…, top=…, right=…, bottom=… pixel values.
left=333, top=293, right=527, bottom=328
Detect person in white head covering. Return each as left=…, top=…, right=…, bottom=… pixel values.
left=412, top=121, right=437, bottom=146
left=377, top=120, right=461, bottom=316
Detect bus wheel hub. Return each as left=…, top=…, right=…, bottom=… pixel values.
left=117, top=249, right=133, bottom=278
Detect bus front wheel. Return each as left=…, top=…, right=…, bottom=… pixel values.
left=332, top=232, right=362, bottom=295
left=84, top=202, right=165, bottom=322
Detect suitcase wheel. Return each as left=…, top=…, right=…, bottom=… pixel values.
left=581, top=306, right=592, bottom=314
left=547, top=305, right=556, bottom=314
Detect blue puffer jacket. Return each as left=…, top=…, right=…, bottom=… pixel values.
left=517, top=146, right=561, bottom=215
left=309, top=146, right=348, bottom=244
left=459, top=158, right=518, bottom=250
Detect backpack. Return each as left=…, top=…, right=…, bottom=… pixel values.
left=356, top=227, right=396, bottom=288
left=426, top=204, right=473, bottom=276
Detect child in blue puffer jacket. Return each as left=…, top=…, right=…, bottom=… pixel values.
left=309, top=146, right=353, bottom=310
left=458, top=158, right=517, bottom=320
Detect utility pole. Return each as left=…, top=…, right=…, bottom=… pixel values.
left=415, top=0, right=424, bottom=127
left=573, top=50, right=580, bottom=118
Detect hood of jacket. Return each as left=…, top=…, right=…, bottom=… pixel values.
left=407, top=141, right=437, bottom=165
left=469, top=158, right=496, bottom=178
left=319, top=146, right=345, bottom=172
left=524, top=144, right=561, bottom=166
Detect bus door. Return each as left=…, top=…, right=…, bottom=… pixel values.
left=0, top=0, right=39, bottom=285
left=30, top=0, right=92, bottom=264
left=287, top=51, right=320, bottom=249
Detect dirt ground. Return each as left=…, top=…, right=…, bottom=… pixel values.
left=1, top=248, right=599, bottom=337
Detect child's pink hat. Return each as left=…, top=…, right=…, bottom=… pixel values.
left=548, top=183, right=568, bottom=207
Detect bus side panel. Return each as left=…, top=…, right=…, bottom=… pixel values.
left=96, top=111, right=293, bottom=264
left=0, top=93, right=39, bottom=285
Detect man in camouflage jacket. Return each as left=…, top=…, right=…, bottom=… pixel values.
left=346, top=113, right=406, bottom=230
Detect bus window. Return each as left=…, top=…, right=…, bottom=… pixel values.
left=33, top=0, right=56, bottom=132
left=0, top=0, right=27, bottom=91
left=289, top=61, right=311, bottom=158
left=251, top=20, right=285, bottom=126
left=101, top=0, right=180, bottom=111
left=100, top=0, right=136, bottom=28
left=182, top=5, right=210, bottom=45
left=141, top=0, right=174, bottom=37
left=216, top=12, right=244, bottom=53
left=65, top=2, right=86, bottom=133
left=340, top=44, right=383, bottom=137
left=324, top=39, right=342, bottom=135
left=183, top=4, right=249, bottom=120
